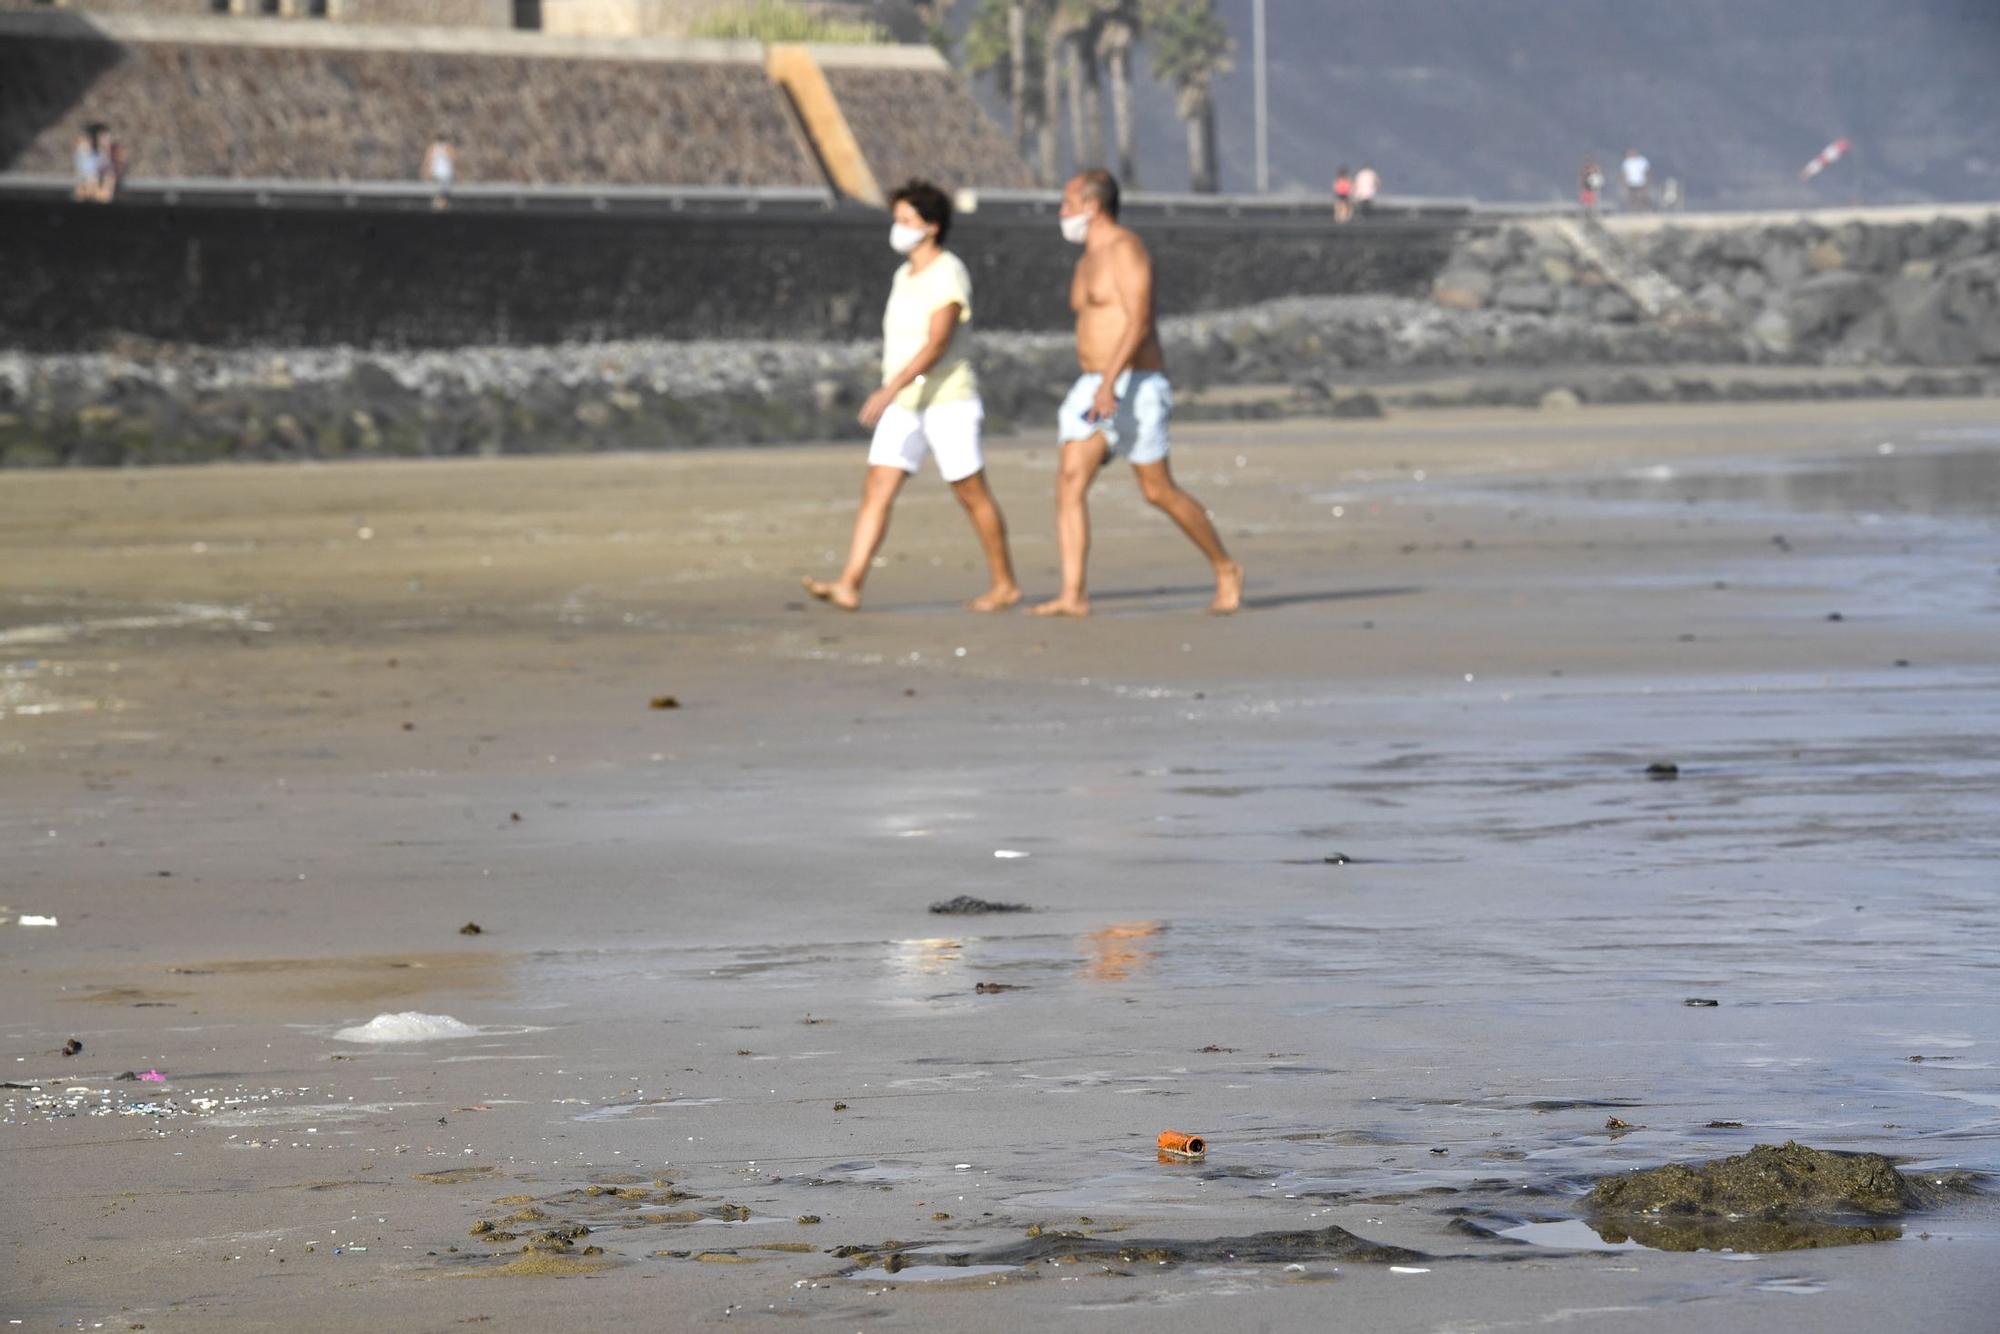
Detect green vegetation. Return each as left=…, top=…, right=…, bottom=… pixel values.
left=690, top=1, right=889, bottom=44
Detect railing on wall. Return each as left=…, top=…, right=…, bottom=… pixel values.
left=962, top=187, right=1483, bottom=225
left=0, top=174, right=1508, bottom=227
left=0, top=174, right=842, bottom=215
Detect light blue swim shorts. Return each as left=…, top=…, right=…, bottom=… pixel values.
left=1057, top=370, right=1173, bottom=465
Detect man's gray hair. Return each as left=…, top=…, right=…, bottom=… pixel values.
left=1074, top=168, right=1120, bottom=219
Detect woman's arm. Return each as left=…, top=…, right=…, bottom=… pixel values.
left=860, top=301, right=962, bottom=426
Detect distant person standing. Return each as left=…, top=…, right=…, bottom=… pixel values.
left=100, top=126, right=126, bottom=202
left=802, top=179, right=1020, bottom=613
left=72, top=124, right=102, bottom=202
left=423, top=135, right=456, bottom=210
left=1579, top=157, right=1605, bottom=215
left=1332, top=165, right=1354, bottom=224
left=1353, top=163, right=1380, bottom=217
left=1621, top=147, right=1650, bottom=210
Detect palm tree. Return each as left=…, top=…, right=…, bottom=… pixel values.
left=965, top=0, right=1039, bottom=166
left=1052, top=0, right=1104, bottom=171
left=1037, top=0, right=1064, bottom=182
left=1145, top=0, right=1230, bottom=193
left=911, top=0, right=957, bottom=54
left=1008, top=1, right=1031, bottom=163
left=1096, top=0, right=1142, bottom=185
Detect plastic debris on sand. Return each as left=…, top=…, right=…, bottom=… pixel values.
left=332, top=1012, right=481, bottom=1044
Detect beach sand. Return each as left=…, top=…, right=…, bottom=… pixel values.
left=3, top=400, right=1997, bottom=1331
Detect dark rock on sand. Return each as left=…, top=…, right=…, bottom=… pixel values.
left=929, top=895, right=1032, bottom=915
left=1589, top=1141, right=1922, bottom=1219
left=975, top=1222, right=1428, bottom=1268
left=1583, top=1140, right=1984, bottom=1251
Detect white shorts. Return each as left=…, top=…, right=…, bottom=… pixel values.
left=867, top=398, right=985, bottom=483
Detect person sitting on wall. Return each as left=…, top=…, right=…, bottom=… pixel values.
left=1332, top=165, right=1354, bottom=224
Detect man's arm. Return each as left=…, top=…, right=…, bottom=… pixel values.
left=1100, top=237, right=1154, bottom=386
left=1091, top=237, right=1154, bottom=419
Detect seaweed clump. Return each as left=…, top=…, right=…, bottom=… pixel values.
left=1588, top=1141, right=1918, bottom=1219
left=1584, top=1141, right=1970, bottom=1252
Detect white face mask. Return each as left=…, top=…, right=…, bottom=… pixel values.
left=1059, top=211, right=1092, bottom=245
left=889, top=223, right=929, bottom=255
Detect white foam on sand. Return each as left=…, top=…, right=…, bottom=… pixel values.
left=332, top=1012, right=482, bottom=1043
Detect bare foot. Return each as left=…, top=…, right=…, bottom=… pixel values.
left=801, top=575, right=860, bottom=611
left=1028, top=595, right=1090, bottom=618
left=966, top=584, right=1022, bottom=613
left=1208, top=561, right=1244, bottom=615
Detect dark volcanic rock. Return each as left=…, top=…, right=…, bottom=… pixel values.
left=1588, top=1141, right=1921, bottom=1219
left=1787, top=271, right=1883, bottom=340
left=1493, top=281, right=1559, bottom=314
left=1888, top=255, right=2000, bottom=366
left=929, top=895, right=1032, bottom=915
left=975, top=1222, right=1426, bottom=1268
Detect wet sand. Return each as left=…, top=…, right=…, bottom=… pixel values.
left=3, top=400, right=1999, bottom=1331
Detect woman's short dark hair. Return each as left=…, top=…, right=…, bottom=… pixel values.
left=890, top=178, right=952, bottom=244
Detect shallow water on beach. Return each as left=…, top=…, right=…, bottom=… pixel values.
left=6, top=409, right=1999, bottom=1327
left=1474, top=432, right=2000, bottom=528
left=441, top=656, right=2000, bottom=1269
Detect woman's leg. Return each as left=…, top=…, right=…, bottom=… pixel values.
left=804, top=465, right=907, bottom=610
left=948, top=470, right=1021, bottom=610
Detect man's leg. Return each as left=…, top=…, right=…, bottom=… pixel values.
left=948, top=471, right=1022, bottom=611
left=1133, top=457, right=1244, bottom=614
left=1029, top=433, right=1108, bottom=617
left=804, top=464, right=906, bottom=611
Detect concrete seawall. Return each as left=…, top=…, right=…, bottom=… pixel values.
left=4, top=202, right=1996, bottom=468
left=0, top=195, right=1462, bottom=352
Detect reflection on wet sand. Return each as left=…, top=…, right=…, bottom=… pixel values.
left=1590, top=1215, right=1904, bottom=1252
left=1084, top=922, right=1164, bottom=982
left=62, top=951, right=511, bottom=1015
left=890, top=937, right=965, bottom=980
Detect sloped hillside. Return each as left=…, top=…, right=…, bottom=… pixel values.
left=956, top=0, right=2000, bottom=206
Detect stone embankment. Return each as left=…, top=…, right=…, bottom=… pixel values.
left=1433, top=209, right=2000, bottom=368
left=2, top=210, right=1995, bottom=465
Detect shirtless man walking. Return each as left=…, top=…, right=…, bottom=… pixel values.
left=1031, top=169, right=1242, bottom=617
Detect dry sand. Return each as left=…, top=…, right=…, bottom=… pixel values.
left=3, top=400, right=1998, bottom=1331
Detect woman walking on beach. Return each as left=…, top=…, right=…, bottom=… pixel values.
left=803, top=179, right=1019, bottom=612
